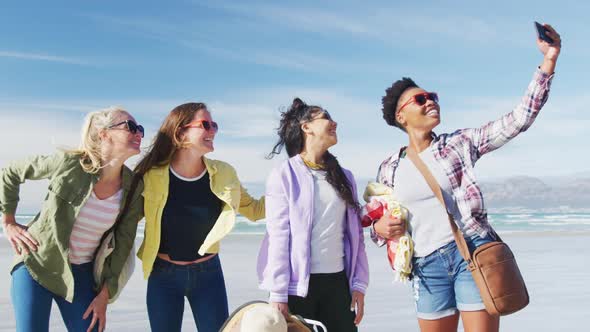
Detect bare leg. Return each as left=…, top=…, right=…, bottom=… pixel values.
left=461, top=310, right=499, bottom=332
left=418, top=312, right=460, bottom=332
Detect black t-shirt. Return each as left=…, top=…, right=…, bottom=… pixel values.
left=159, top=169, right=223, bottom=261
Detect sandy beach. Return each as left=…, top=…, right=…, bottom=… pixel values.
left=0, top=232, right=588, bottom=331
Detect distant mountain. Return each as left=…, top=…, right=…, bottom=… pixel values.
left=357, top=175, right=590, bottom=213
left=480, top=175, right=590, bottom=213
left=250, top=175, right=590, bottom=213
left=11, top=174, right=589, bottom=216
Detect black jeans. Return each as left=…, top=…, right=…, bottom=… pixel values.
left=289, top=270, right=357, bottom=332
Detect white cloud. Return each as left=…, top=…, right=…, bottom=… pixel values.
left=0, top=112, right=82, bottom=164
left=207, top=2, right=375, bottom=36
left=82, top=13, right=189, bottom=43
left=206, top=87, right=405, bottom=182
left=208, top=86, right=384, bottom=139
left=0, top=50, right=90, bottom=65
left=0, top=112, right=82, bottom=214
left=86, top=12, right=387, bottom=73
left=440, top=93, right=590, bottom=179
left=203, top=2, right=505, bottom=45
left=2, top=87, right=589, bottom=213
left=208, top=85, right=590, bottom=182
left=0, top=99, right=178, bottom=165
left=0, top=100, right=170, bottom=211
left=209, top=102, right=277, bottom=138
left=180, top=41, right=341, bottom=72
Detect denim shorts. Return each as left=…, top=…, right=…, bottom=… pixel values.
left=411, top=234, right=493, bottom=320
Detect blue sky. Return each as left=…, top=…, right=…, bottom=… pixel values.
left=1, top=0, right=589, bottom=211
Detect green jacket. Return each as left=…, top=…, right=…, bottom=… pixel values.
left=0, top=151, right=144, bottom=302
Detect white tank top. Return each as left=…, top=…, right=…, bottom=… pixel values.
left=393, top=148, right=470, bottom=257
left=309, top=169, right=346, bottom=273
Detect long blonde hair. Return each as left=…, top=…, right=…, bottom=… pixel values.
left=70, top=106, right=128, bottom=174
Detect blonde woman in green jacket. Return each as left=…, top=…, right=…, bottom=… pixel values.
left=134, top=102, right=264, bottom=332
left=0, top=107, right=145, bottom=332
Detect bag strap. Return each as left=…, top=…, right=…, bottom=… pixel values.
left=405, top=147, right=474, bottom=264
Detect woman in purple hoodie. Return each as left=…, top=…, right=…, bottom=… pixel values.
left=257, top=98, right=369, bottom=332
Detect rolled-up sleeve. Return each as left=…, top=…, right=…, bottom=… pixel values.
left=0, top=152, right=65, bottom=214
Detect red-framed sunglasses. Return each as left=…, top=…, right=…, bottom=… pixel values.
left=183, top=120, right=219, bottom=132
left=398, top=92, right=439, bottom=113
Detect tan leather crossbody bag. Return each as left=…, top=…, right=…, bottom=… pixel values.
left=407, top=148, right=529, bottom=316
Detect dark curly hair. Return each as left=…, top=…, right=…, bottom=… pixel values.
left=382, top=77, right=419, bottom=131
left=268, top=97, right=359, bottom=210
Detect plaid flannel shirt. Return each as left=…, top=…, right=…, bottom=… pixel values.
left=371, top=68, right=554, bottom=246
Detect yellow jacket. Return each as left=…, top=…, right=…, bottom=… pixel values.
left=137, top=157, right=265, bottom=278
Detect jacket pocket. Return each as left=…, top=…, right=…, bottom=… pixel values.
left=48, top=179, right=85, bottom=206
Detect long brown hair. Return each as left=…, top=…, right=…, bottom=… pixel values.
left=268, top=98, right=359, bottom=210
left=134, top=102, right=207, bottom=175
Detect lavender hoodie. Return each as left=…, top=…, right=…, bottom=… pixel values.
left=257, top=155, right=369, bottom=303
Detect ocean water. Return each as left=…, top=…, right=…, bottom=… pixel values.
left=5, top=213, right=590, bottom=238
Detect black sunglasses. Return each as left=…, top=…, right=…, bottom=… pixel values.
left=108, top=120, right=145, bottom=137
left=307, top=110, right=333, bottom=122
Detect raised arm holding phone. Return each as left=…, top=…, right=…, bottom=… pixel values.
left=371, top=23, right=561, bottom=332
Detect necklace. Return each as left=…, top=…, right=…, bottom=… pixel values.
left=301, top=155, right=325, bottom=170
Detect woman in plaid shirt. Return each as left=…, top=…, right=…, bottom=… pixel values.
left=371, top=24, right=561, bottom=332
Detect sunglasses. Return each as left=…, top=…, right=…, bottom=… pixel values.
left=398, top=92, right=439, bottom=113
left=108, top=120, right=145, bottom=137
left=308, top=110, right=333, bottom=122
left=183, top=120, right=219, bottom=132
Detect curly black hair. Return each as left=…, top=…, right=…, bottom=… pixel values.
left=267, top=97, right=318, bottom=158
left=382, top=77, right=419, bottom=131
left=268, top=97, right=359, bottom=210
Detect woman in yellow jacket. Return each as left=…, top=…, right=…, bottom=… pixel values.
left=134, top=102, right=265, bottom=332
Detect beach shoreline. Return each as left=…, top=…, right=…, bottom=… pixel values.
left=0, top=232, right=587, bottom=331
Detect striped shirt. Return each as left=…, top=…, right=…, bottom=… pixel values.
left=371, top=68, right=554, bottom=245
left=68, top=189, right=122, bottom=264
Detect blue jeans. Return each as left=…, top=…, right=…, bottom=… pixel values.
left=412, top=234, right=493, bottom=320
left=146, top=255, right=229, bottom=332
left=11, top=262, right=99, bottom=332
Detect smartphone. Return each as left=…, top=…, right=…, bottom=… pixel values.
left=534, top=21, right=554, bottom=44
